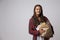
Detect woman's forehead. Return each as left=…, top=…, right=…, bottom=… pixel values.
left=35, top=6, right=41, bottom=9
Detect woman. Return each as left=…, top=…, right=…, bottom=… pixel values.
left=29, top=4, right=54, bottom=40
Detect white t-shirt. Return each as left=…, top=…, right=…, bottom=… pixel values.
left=36, top=25, right=44, bottom=40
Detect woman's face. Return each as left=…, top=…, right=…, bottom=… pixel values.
left=35, top=6, right=41, bottom=15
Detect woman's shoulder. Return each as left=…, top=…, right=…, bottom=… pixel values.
left=29, top=16, right=34, bottom=22
left=43, top=16, right=47, bottom=19
left=43, top=16, right=49, bottom=21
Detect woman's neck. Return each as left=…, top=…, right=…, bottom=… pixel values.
left=36, top=14, right=39, bottom=18
left=35, top=14, right=41, bottom=22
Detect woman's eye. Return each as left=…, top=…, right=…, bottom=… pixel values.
left=37, top=9, right=39, bottom=10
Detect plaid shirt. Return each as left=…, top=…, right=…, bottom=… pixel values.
left=29, top=16, right=54, bottom=40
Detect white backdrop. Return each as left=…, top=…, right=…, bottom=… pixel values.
left=0, top=0, right=60, bottom=40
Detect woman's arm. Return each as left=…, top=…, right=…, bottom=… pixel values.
left=29, top=18, right=40, bottom=36
left=44, top=16, right=54, bottom=34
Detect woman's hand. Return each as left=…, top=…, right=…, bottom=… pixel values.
left=39, top=29, right=45, bottom=35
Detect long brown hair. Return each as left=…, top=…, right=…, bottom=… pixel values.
left=32, top=4, right=45, bottom=26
